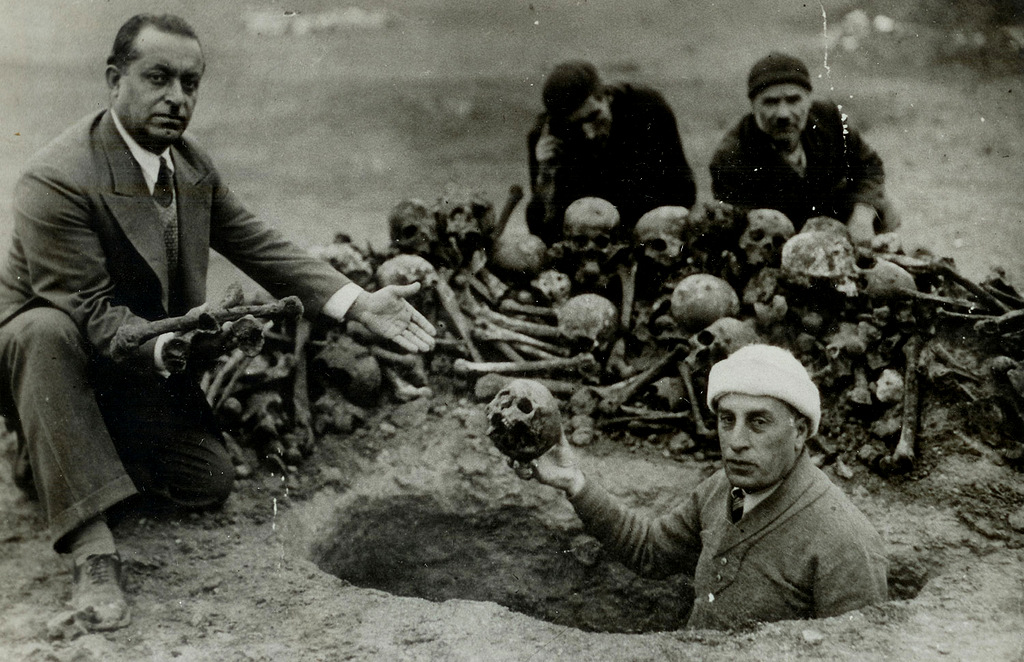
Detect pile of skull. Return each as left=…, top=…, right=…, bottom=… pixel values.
left=202, top=188, right=1024, bottom=479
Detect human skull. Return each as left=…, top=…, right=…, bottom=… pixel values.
left=388, top=198, right=438, bottom=256
left=376, top=254, right=439, bottom=288
left=531, top=269, right=572, bottom=305
left=563, top=197, right=621, bottom=250
left=492, top=231, right=547, bottom=278
left=486, top=379, right=563, bottom=463
left=740, top=209, right=796, bottom=268
left=556, top=294, right=619, bottom=353
left=801, top=216, right=850, bottom=238
left=689, top=317, right=760, bottom=365
left=634, top=206, right=689, bottom=268
left=780, top=230, right=859, bottom=296
left=873, top=368, right=904, bottom=404
left=861, top=258, right=916, bottom=299
left=437, top=187, right=493, bottom=246
left=670, top=274, right=740, bottom=333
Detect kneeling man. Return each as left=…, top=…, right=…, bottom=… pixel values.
left=529, top=344, right=887, bottom=629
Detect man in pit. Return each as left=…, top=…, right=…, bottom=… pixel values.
left=525, top=344, right=888, bottom=629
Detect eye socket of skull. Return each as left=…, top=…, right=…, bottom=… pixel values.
left=747, top=228, right=765, bottom=242
left=648, top=238, right=667, bottom=253
left=402, top=224, right=422, bottom=239
left=591, top=234, right=611, bottom=250
left=516, top=397, right=534, bottom=415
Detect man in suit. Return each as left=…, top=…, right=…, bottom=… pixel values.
left=526, top=345, right=887, bottom=629
left=0, top=14, right=434, bottom=631
left=709, top=52, right=899, bottom=242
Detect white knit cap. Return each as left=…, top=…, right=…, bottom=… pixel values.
left=706, top=344, right=821, bottom=435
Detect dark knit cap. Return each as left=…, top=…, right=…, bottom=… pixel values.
left=542, top=60, right=601, bottom=118
left=747, top=52, right=812, bottom=99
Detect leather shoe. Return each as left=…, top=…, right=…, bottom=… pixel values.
left=71, top=553, right=131, bottom=631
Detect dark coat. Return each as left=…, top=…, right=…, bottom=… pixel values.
left=570, top=450, right=888, bottom=630
left=709, top=100, right=886, bottom=229
left=526, top=83, right=697, bottom=244
left=0, top=110, right=349, bottom=365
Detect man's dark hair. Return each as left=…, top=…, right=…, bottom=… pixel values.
left=107, top=14, right=201, bottom=70
left=542, top=60, right=602, bottom=119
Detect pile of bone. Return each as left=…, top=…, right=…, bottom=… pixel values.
left=205, top=190, right=1024, bottom=477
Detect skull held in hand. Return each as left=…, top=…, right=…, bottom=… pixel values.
left=740, top=209, right=795, bottom=268
left=556, top=293, right=619, bottom=353
left=486, top=379, right=564, bottom=463
left=670, top=274, right=740, bottom=333
left=634, top=206, right=689, bottom=269
left=376, top=254, right=439, bottom=288
left=389, top=198, right=438, bottom=256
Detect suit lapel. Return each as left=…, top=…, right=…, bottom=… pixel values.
left=96, top=112, right=170, bottom=299
left=171, top=146, right=212, bottom=311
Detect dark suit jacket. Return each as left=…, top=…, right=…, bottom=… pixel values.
left=0, top=110, right=349, bottom=365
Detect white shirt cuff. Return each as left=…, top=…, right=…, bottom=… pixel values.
left=321, top=283, right=365, bottom=321
left=153, top=331, right=175, bottom=378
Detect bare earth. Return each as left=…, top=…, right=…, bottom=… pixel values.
left=1, top=1, right=1023, bottom=661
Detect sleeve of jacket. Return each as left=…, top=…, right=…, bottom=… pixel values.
left=840, top=113, right=886, bottom=210
left=12, top=163, right=157, bottom=367
left=709, top=124, right=757, bottom=209
left=202, top=163, right=351, bottom=318
left=569, top=477, right=702, bottom=579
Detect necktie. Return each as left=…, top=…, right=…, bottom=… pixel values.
left=730, top=487, right=745, bottom=524
left=154, top=157, right=174, bottom=208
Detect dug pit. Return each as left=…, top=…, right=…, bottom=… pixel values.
left=311, top=493, right=693, bottom=633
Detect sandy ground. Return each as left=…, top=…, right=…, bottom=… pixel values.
left=1, top=1, right=1023, bottom=660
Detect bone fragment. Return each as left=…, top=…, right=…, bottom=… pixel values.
left=454, top=353, right=598, bottom=377
left=291, top=318, right=313, bottom=449
left=974, top=309, right=1024, bottom=336
left=618, top=262, right=637, bottom=331
left=494, top=341, right=526, bottom=363
left=472, top=320, right=569, bottom=356
left=112, top=296, right=303, bottom=361
left=512, top=343, right=561, bottom=361
left=887, top=335, right=922, bottom=473
left=476, top=307, right=562, bottom=340
left=879, top=252, right=1010, bottom=313
left=679, top=361, right=715, bottom=439
left=491, top=184, right=525, bottom=240
left=435, top=276, right=484, bottom=362
left=498, top=299, right=559, bottom=321
left=593, top=346, right=685, bottom=415
left=473, top=373, right=579, bottom=400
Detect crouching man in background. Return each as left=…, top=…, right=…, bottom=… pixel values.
left=526, top=344, right=887, bottom=629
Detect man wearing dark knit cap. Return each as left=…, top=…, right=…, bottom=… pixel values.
left=526, top=60, right=697, bottom=245
left=710, top=52, right=899, bottom=243
left=523, top=344, right=888, bottom=630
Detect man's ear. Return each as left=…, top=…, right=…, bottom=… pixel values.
left=792, top=415, right=811, bottom=452
left=105, top=65, right=122, bottom=91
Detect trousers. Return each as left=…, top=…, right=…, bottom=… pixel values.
left=0, top=307, right=234, bottom=551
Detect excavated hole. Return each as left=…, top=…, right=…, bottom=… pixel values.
left=313, top=494, right=694, bottom=633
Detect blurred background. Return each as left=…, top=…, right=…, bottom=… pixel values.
left=0, top=0, right=1021, bottom=296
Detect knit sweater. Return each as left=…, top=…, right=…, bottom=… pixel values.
left=709, top=100, right=887, bottom=230
left=569, top=451, right=888, bottom=630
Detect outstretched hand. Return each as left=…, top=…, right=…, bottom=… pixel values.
left=348, top=283, right=436, bottom=353
left=523, top=434, right=586, bottom=497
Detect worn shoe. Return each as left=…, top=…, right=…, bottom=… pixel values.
left=71, top=553, right=131, bottom=631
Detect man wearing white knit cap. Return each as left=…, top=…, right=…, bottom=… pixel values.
left=529, top=343, right=887, bottom=630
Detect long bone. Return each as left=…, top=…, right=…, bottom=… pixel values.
left=475, top=307, right=562, bottom=341
left=591, top=346, right=686, bottom=415
left=454, top=353, right=598, bottom=377
left=112, top=296, right=303, bottom=361
left=876, top=252, right=1010, bottom=313
left=472, top=320, right=569, bottom=357
left=678, top=360, right=715, bottom=439
left=884, top=335, right=922, bottom=473
left=498, top=299, right=559, bottom=321
left=435, top=275, right=484, bottom=362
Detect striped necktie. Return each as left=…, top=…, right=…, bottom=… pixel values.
left=154, top=157, right=174, bottom=208
left=730, top=487, right=745, bottom=524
